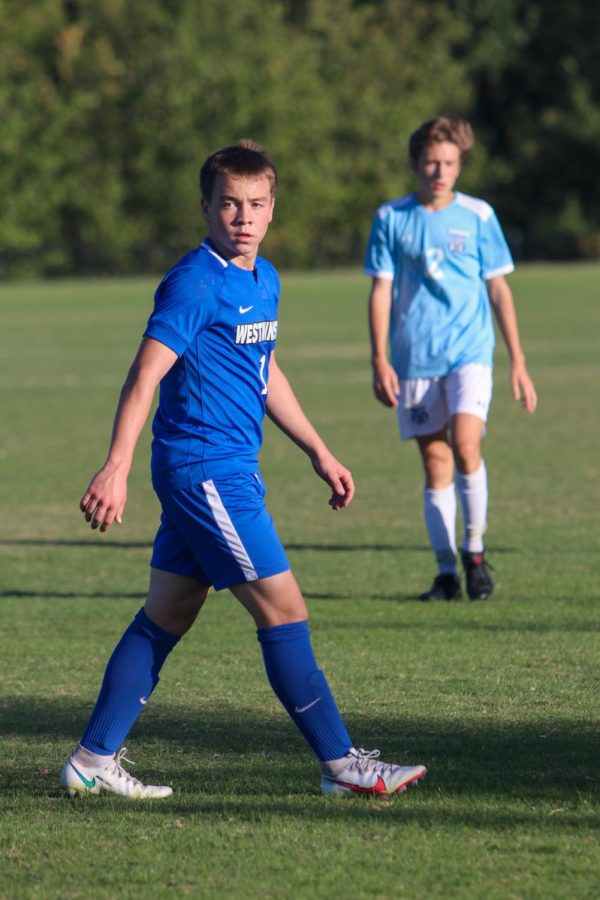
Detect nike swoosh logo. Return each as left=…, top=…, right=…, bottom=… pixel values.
left=239, top=305, right=254, bottom=314
left=333, top=775, right=388, bottom=795
left=139, top=697, right=147, bottom=705
left=71, top=763, right=96, bottom=789
left=294, top=697, right=322, bottom=714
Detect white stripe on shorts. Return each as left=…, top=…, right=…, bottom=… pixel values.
left=201, top=479, right=258, bottom=581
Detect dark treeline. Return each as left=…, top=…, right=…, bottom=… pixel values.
left=2, top=0, right=599, bottom=277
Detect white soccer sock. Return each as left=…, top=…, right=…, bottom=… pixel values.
left=423, top=484, right=457, bottom=574
left=455, top=461, right=488, bottom=553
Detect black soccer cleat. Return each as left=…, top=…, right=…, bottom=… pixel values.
left=461, top=551, right=494, bottom=600
left=419, top=573, right=462, bottom=601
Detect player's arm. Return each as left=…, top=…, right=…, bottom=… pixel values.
left=80, top=337, right=178, bottom=531
left=486, top=275, right=537, bottom=413
left=368, top=276, right=399, bottom=408
left=265, top=352, right=354, bottom=510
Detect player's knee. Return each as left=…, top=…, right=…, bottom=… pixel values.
left=452, top=439, right=480, bottom=473
left=422, top=451, right=453, bottom=487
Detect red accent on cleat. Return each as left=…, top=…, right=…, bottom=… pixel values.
left=336, top=774, right=389, bottom=795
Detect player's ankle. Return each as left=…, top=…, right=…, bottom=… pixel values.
left=321, top=749, right=355, bottom=776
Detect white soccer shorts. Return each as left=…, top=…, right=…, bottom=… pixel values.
left=397, top=363, right=493, bottom=440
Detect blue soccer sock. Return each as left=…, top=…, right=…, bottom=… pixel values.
left=81, top=608, right=180, bottom=755
left=257, top=620, right=353, bottom=762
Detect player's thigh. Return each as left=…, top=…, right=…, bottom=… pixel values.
left=157, top=473, right=290, bottom=592
left=230, top=570, right=308, bottom=629
left=445, top=364, right=492, bottom=472
left=445, top=364, right=492, bottom=422
left=145, top=568, right=210, bottom=636
left=397, top=376, right=449, bottom=440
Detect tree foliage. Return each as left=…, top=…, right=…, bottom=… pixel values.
left=1, top=0, right=598, bottom=276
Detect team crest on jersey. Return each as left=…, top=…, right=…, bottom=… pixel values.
left=235, top=320, right=278, bottom=345
left=409, top=405, right=429, bottom=425
left=448, top=228, right=469, bottom=254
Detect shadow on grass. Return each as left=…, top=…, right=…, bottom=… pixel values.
left=2, top=698, right=597, bottom=813
left=0, top=590, right=146, bottom=600
left=313, top=612, right=600, bottom=632
left=0, top=539, right=152, bottom=549
left=0, top=538, right=519, bottom=555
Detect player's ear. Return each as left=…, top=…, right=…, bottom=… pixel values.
left=201, top=197, right=210, bottom=220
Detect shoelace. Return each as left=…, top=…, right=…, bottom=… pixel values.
left=106, top=747, right=143, bottom=786
left=347, top=748, right=395, bottom=777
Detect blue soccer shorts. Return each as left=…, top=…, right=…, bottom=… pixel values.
left=151, top=472, right=290, bottom=590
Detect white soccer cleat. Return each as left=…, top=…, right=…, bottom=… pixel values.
left=61, top=747, right=173, bottom=799
left=321, top=747, right=426, bottom=797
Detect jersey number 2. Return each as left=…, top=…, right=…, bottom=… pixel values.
left=424, top=247, right=445, bottom=281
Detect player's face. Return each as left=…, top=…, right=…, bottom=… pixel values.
left=414, top=141, right=462, bottom=209
left=202, top=173, right=275, bottom=269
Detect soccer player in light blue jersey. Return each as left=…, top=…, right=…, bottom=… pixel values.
left=61, top=141, right=426, bottom=800
left=365, top=117, right=537, bottom=601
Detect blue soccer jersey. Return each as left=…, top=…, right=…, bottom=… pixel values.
left=364, top=192, right=514, bottom=379
left=144, top=239, right=279, bottom=492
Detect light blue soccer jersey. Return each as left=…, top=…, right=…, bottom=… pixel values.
left=364, top=192, right=514, bottom=379
left=144, top=239, right=279, bottom=493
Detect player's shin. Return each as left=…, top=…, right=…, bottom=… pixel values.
left=423, top=483, right=458, bottom=572
left=455, top=461, right=488, bottom=552
left=80, top=608, right=180, bottom=754
left=257, top=621, right=352, bottom=761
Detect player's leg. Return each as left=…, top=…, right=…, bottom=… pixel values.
left=398, top=377, right=460, bottom=600
left=153, top=474, right=425, bottom=796
left=62, top=515, right=210, bottom=798
left=231, top=572, right=426, bottom=796
left=415, top=430, right=461, bottom=600
left=448, top=364, right=494, bottom=599
left=232, top=571, right=352, bottom=762
left=452, top=411, right=486, bottom=546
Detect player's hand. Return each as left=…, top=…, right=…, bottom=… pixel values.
left=510, top=362, right=537, bottom=413
left=80, top=465, right=128, bottom=532
left=310, top=451, right=355, bottom=511
left=372, top=358, right=399, bottom=408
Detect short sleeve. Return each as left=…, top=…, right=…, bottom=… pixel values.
left=144, top=266, right=218, bottom=356
left=479, top=210, right=515, bottom=280
left=363, top=208, right=395, bottom=280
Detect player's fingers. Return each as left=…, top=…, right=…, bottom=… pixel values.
left=80, top=491, right=92, bottom=512
left=329, top=471, right=354, bottom=510
left=99, top=506, right=118, bottom=532
left=90, top=501, right=107, bottom=530
left=386, top=372, right=400, bottom=406
left=338, top=470, right=355, bottom=505
left=375, top=381, right=398, bottom=408
left=83, top=495, right=99, bottom=521
left=524, top=385, right=538, bottom=413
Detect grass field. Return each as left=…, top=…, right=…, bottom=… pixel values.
left=1, top=264, right=599, bottom=899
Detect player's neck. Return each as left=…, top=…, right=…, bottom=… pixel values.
left=416, top=190, right=455, bottom=212
left=206, top=236, right=258, bottom=271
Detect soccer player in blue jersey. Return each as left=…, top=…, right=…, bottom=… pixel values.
left=61, top=140, right=426, bottom=799
left=365, top=117, right=537, bottom=601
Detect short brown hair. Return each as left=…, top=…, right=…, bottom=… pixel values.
left=409, top=117, right=474, bottom=165
left=199, top=139, right=278, bottom=201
